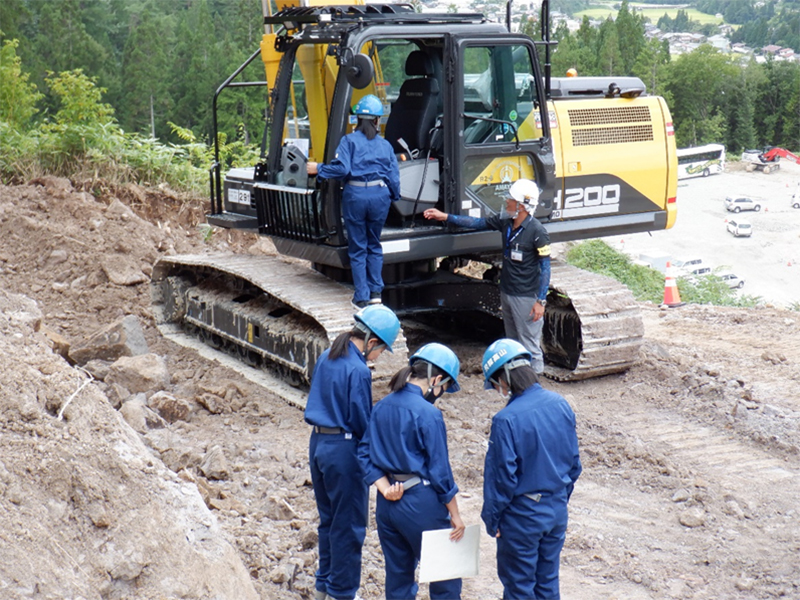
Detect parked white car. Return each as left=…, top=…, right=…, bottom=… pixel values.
left=719, top=272, right=745, bottom=289
left=726, top=218, right=752, bottom=237
left=672, top=257, right=705, bottom=274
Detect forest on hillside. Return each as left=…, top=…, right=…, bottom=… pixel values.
left=1, top=0, right=798, bottom=191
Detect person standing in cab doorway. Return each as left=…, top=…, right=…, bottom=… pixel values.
left=424, top=179, right=551, bottom=373
left=308, top=94, right=401, bottom=309
left=359, top=343, right=466, bottom=600
left=305, top=305, right=402, bottom=600
left=481, top=339, right=582, bottom=600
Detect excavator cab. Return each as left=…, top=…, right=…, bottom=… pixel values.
left=209, top=5, right=553, bottom=266
left=241, top=6, right=553, bottom=266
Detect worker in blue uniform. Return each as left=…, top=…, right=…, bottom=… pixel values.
left=359, top=343, right=465, bottom=600
left=308, top=94, right=401, bottom=309
left=424, top=179, right=551, bottom=373
left=305, top=304, right=402, bottom=600
left=480, top=339, right=582, bottom=600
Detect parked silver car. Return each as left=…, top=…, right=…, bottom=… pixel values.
left=724, top=197, right=761, bottom=213
left=719, top=272, right=745, bottom=289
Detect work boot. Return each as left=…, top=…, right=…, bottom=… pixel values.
left=368, top=292, right=382, bottom=305
left=352, top=299, right=368, bottom=310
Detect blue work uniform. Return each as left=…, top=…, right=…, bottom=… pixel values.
left=305, top=341, right=374, bottom=600
left=359, top=383, right=462, bottom=600
left=481, top=383, right=582, bottom=600
left=317, top=130, right=401, bottom=304
left=445, top=213, right=551, bottom=373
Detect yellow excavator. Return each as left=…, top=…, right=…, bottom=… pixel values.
left=151, top=0, right=677, bottom=384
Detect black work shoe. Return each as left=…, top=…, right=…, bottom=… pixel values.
left=352, top=300, right=369, bottom=309
left=368, top=292, right=382, bottom=304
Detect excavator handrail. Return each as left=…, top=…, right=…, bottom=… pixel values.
left=210, top=47, right=267, bottom=215
left=264, top=4, right=485, bottom=28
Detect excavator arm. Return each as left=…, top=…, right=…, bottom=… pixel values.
left=761, top=147, right=800, bottom=164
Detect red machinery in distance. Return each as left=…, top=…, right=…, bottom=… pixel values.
left=742, top=146, right=800, bottom=173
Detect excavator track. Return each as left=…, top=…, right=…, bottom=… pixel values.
left=150, top=254, right=408, bottom=386
left=543, top=261, right=644, bottom=381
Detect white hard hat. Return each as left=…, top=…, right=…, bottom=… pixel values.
left=508, top=179, right=540, bottom=212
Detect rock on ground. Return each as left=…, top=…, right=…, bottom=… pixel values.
left=0, top=289, right=257, bottom=600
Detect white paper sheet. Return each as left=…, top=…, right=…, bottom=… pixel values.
left=419, top=524, right=480, bottom=583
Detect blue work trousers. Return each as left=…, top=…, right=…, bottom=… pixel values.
left=342, top=185, right=391, bottom=303
left=496, top=495, right=568, bottom=600
left=309, top=432, right=369, bottom=600
left=376, top=483, right=462, bottom=600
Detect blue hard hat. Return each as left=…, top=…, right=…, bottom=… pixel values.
left=410, top=343, right=461, bottom=393
left=482, top=339, right=532, bottom=390
left=352, top=94, right=383, bottom=118
left=354, top=304, right=400, bottom=352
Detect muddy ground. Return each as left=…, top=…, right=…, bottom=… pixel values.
left=0, top=176, right=798, bottom=599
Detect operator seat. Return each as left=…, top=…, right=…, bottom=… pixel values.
left=384, top=50, right=440, bottom=156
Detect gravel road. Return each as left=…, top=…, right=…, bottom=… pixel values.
left=609, top=160, right=800, bottom=307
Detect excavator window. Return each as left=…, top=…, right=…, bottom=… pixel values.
left=462, top=44, right=540, bottom=146
left=459, top=43, right=542, bottom=214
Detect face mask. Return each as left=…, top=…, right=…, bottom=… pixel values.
left=497, top=387, right=512, bottom=402
left=491, top=377, right=512, bottom=402
left=499, top=204, right=518, bottom=220
left=424, top=386, right=446, bottom=404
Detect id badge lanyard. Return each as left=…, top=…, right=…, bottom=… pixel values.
left=505, top=217, right=530, bottom=260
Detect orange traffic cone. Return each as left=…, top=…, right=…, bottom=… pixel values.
left=662, top=262, right=684, bottom=308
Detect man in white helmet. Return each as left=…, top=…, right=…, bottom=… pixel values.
left=424, top=179, right=551, bottom=373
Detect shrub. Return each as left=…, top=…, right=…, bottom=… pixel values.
left=0, top=38, right=43, bottom=129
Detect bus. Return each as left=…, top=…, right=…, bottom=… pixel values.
left=676, top=144, right=726, bottom=179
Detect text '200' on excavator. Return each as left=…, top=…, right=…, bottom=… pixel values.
left=150, top=0, right=678, bottom=385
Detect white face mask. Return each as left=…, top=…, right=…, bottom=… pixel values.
left=491, top=377, right=512, bottom=402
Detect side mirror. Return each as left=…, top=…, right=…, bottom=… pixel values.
left=345, top=53, right=374, bottom=89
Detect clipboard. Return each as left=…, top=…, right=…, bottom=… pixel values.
left=419, top=524, right=480, bottom=583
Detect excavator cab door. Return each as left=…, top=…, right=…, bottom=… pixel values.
left=447, top=35, right=553, bottom=221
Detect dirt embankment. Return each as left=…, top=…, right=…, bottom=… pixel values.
left=0, top=178, right=798, bottom=599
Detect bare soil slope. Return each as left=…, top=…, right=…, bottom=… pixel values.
left=0, top=178, right=798, bottom=599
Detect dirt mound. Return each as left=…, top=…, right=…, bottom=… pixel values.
left=1, top=178, right=799, bottom=599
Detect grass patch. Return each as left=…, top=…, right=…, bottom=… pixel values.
left=565, top=239, right=761, bottom=307
left=577, top=4, right=724, bottom=24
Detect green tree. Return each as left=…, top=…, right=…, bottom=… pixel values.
left=632, top=37, right=670, bottom=96
left=27, top=0, right=113, bottom=99
left=615, top=0, right=645, bottom=75
left=753, top=60, right=800, bottom=150
left=171, top=0, right=226, bottom=139
left=664, top=46, right=737, bottom=147
left=673, top=9, right=690, bottom=32
left=40, top=68, right=120, bottom=168
left=656, top=13, right=674, bottom=33
left=120, top=7, right=173, bottom=137
left=595, top=18, right=622, bottom=76
left=0, top=38, right=43, bottom=129
left=721, top=61, right=760, bottom=152
left=0, top=0, right=28, bottom=43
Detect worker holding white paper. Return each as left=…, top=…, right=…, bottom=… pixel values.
left=481, top=339, right=582, bottom=600
left=358, top=343, right=465, bottom=599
